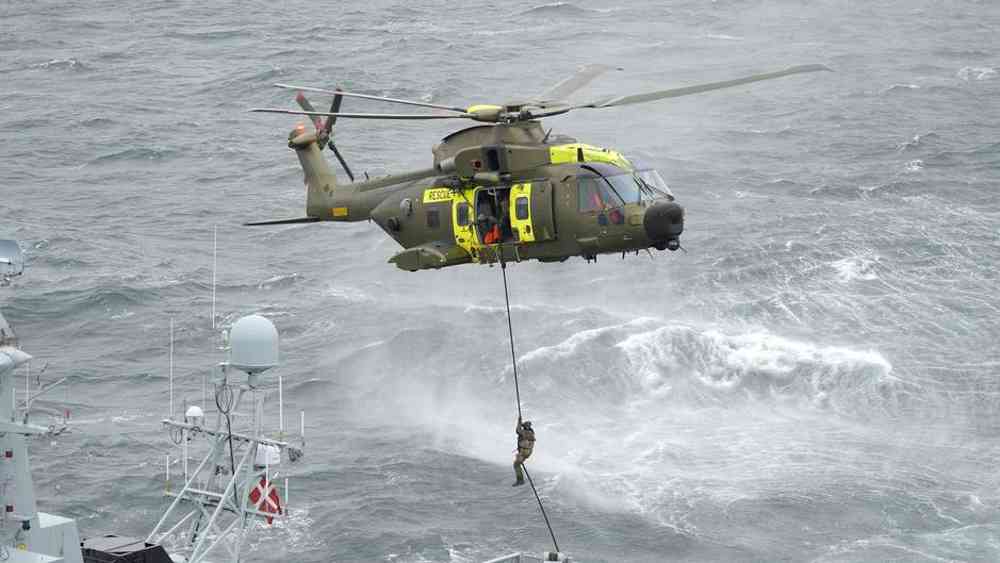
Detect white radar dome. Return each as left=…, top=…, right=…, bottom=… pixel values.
left=228, top=314, right=279, bottom=374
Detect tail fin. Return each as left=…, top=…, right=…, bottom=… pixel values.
left=289, top=89, right=354, bottom=219
left=288, top=125, right=337, bottom=219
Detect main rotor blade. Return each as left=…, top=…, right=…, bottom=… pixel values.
left=577, top=64, right=832, bottom=109
left=535, top=63, right=619, bottom=104
left=275, top=83, right=467, bottom=113
left=244, top=217, right=321, bottom=226
left=250, top=108, right=475, bottom=120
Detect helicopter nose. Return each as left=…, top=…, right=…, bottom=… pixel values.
left=643, top=200, right=684, bottom=251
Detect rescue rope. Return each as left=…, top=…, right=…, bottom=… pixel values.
left=498, top=259, right=561, bottom=555
left=522, top=465, right=560, bottom=554
left=499, top=260, right=522, bottom=421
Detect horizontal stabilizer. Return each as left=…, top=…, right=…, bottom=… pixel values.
left=244, top=217, right=321, bottom=226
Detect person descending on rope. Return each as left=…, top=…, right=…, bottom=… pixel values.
left=513, top=416, right=536, bottom=487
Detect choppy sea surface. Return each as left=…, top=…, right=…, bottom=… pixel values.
left=3, top=1, right=1000, bottom=561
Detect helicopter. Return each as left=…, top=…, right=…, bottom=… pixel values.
left=249, top=63, right=830, bottom=271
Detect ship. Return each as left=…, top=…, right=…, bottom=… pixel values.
left=1, top=238, right=571, bottom=563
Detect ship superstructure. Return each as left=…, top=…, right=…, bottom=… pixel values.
left=0, top=240, right=83, bottom=562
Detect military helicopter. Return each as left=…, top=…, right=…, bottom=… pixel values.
left=249, top=64, right=829, bottom=271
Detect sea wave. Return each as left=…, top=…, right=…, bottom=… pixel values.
left=515, top=320, right=901, bottom=415
left=957, top=66, right=996, bottom=81
left=515, top=2, right=608, bottom=16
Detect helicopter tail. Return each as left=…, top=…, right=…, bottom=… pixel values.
left=287, top=124, right=339, bottom=219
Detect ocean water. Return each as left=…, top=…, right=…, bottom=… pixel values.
left=2, top=0, right=1000, bottom=561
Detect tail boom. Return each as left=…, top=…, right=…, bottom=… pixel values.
left=288, top=128, right=344, bottom=220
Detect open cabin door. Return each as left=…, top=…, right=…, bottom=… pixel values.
left=509, top=180, right=556, bottom=243
left=448, top=181, right=557, bottom=265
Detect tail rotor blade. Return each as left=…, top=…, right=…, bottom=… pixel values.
left=320, top=89, right=355, bottom=181
left=322, top=89, right=344, bottom=141
left=294, top=92, right=324, bottom=131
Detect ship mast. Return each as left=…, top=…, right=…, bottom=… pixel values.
left=147, top=236, right=304, bottom=563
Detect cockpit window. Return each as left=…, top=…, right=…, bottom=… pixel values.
left=578, top=176, right=624, bottom=212
left=636, top=169, right=674, bottom=200
left=607, top=173, right=641, bottom=204
left=579, top=169, right=673, bottom=212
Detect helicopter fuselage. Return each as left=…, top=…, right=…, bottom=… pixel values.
left=296, top=121, right=684, bottom=271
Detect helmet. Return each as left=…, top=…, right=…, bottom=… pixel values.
left=522, top=421, right=532, bottom=428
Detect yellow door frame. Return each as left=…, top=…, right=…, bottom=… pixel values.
left=450, top=187, right=480, bottom=261
left=509, top=183, right=534, bottom=243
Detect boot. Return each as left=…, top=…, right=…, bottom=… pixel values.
left=512, top=479, right=525, bottom=487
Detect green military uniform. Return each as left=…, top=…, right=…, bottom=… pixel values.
left=513, top=419, right=535, bottom=486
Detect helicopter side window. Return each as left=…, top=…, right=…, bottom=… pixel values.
left=578, top=176, right=624, bottom=212
left=456, top=202, right=470, bottom=226
left=515, top=197, right=529, bottom=220
left=426, top=209, right=440, bottom=229
left=578, top=177, right=601, bottom=212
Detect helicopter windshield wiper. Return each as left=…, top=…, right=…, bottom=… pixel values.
left=635, top=175, right=658, bottom=199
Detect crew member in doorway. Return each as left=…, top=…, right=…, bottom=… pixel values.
left=512, top=417, right=535, bottom=486
left=477, top=201, right=501, bottom=245
left=484, top=222, right=502, bottom=244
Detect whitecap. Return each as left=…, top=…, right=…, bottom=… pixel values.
left=30, top=58, right=86, bottom=70
left=702, top=33, right=743, bottom=41
left=257, top=272, right=300, bottom=289
left=882, top=83, right=921, bottom=94
left=829, top=254, right=881, bottom=283
left=957, top=66, right=996, bottom=81
left=322, top=284, right=372, bottom=302
left=615, top=323, right=894, bottom=403
left=518, top=317, right=659, bottom=364
left=903, top=159, right=924, bottom=173
left=896, top=132, right=940, bottom=152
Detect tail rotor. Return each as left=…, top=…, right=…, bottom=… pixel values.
left=294, top=89, right=355, bottom=182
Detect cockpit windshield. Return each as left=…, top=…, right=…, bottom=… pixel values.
left=578, top=169, right=674, bottom=212
left=635, top=169, right=674, bottom=200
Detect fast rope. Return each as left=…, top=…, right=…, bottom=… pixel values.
left=499, top=259, right=522, bottom=421
left=522, top=465, right=560, bottom=554
left=498, top=258, right=561, bottom=555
